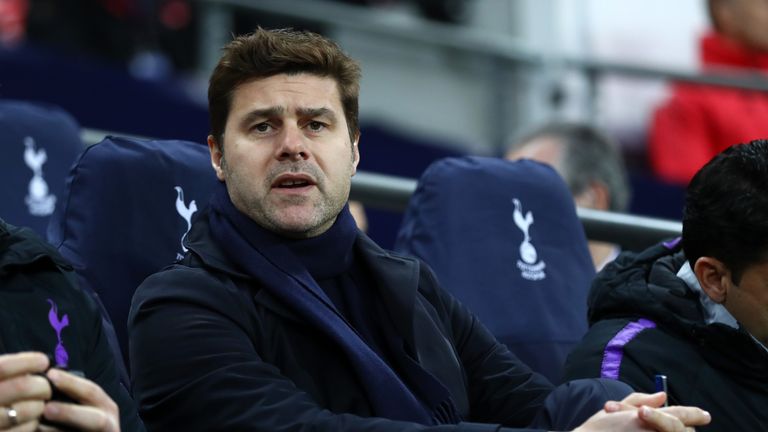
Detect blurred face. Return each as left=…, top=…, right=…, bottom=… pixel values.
left=726, top=260, right=768, bottom=345
left=718, top=0, right=768, bottom=51
left=209, top=73, right=359, bottom=238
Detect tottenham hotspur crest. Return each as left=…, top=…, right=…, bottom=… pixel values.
left=512, top=198, right=546, bottom=281
left=174, top=186, right=197, bottom=259
left=23, top=137, right=56, bottom=216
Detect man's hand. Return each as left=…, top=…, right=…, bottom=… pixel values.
left=0, top=352, right=51, bottom=431
left=39, top=368, right=120, bottom=432
left=573, top=392, right=711, bottom=432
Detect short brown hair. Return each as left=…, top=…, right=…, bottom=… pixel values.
left=208, top=27, right=362, bottom=145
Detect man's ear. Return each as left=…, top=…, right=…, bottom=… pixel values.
left=693, top=256, right=731, bottom=304
left=208, top=135, right=225, bottom=181
left=351, top=133, right=360, bottom=175
left=575, top=181, right=611, bottom=211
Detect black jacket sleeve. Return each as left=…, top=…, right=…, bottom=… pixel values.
left=129, top=266, right=547, bottom=432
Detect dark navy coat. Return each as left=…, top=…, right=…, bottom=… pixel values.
left=129, top=209, right=554, bottom=431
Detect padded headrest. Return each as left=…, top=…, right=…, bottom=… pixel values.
left=0, top=100, right=83, bottom=238
left=49, top=136, right=218, bottom=365
left=395, top=156, right=594, bottom=383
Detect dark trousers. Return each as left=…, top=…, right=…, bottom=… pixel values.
left=530, top=378, right=634, bottom=430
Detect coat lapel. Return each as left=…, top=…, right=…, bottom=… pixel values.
left=355, top=234, right=420, bottom=356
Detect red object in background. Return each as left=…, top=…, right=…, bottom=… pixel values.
left=99, top=0, right=138, bottom=18
left=159, top=0, right=191, bottom=31
left=649, top=32, right=768, bottom=185
left=0, top=0, right=29, bottom=46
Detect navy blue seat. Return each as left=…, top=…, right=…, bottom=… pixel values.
left=49, top=136, right=218, bottom=372
left=394, top=156, right=594, bottom=384
left=0, top=99, right=83, bottom=238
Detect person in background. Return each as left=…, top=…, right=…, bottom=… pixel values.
left=129, top=27, right=710, bottom=432
left=505, top=122, right=630, bottom=271
left=564, top=139, right=768, bottom=431
left=0, top=219, right=144, bottom=432
left=649, top=0, right=768, bottom=185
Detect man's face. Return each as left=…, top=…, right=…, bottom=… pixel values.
left=208, top=73, right=359, bottom=238
left=726, top=260, right=768, bottom=345
left=721, top=0, right=768, bottom=52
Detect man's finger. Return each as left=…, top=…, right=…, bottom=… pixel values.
left=658, top=406, right=711, bottom=427
left=639, top=405, right=693, bottom=432
left=0, top=400, right=45, bottom=429
left=46, top=369, right=116, bottom=413
left=44, top=402, right=117, bottom=432
left=0, top=353, right=49, bottom=380
left=6, top=419, right=41, bottom=432
left=0, top=375, right=52, bottom=406
left=620, top=391, right=667, bottom=408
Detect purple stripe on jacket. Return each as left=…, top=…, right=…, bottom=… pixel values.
left=600, top=318, right=657, bottom=380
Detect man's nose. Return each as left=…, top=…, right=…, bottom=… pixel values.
left=276, top=126, right=309, bottom=161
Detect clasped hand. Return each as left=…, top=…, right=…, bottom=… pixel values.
left=0, top=352, right=119, bottom=432
left=575, top=391, right=711, bottom=432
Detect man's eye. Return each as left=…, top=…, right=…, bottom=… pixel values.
left=307, top=121, right=325, bottom=132
left=253, top=123, right=271, bottom=132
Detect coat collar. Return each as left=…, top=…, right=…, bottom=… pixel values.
left=355, top=234, right=421, bottom=354
left=186, top=208, right=422, bottom=351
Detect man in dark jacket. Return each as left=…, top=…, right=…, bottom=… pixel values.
left=128, top=27, right=709, bottom=432
left=564, top=139, right=768, bottom=431
left=0, top=219, right=144, bottom=431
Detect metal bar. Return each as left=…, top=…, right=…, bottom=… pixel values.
left=572, top=58, right=768, bottom=92
left=576, top=208, right=681, bottom=251
left=349, top=171, right=418, bottom=212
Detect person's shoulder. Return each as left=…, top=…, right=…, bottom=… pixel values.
left=565, top=317, right=699, bottom=387
left=133, top=260, right=250, bottom=312
left=0, top=220, right=70, bottom=270
left=570, top=317, right=698, bottom=367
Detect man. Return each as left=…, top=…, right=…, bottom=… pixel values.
left=0, top=219, right=144, bottom=431
left=564, top=139, right=768, bottom=431
left=128, top=28, right=709, bottom=431
left=649, top=0, right=768, bottom=185
left=505, top=122, right=630, bottom=270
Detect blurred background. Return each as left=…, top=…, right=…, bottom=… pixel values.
left=1, top=0, right=758, bottom=247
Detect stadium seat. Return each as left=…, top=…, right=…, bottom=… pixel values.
left=0, top=99, right=83, bottom=238
left=48, top=136, right=218, bottom=371
left=394, top=156, right=594, bottom=384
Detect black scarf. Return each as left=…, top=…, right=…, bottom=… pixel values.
left=208, top=184, right=445, bottom=424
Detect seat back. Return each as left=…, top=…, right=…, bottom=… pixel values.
left=394, top=156, right=594, bottom=384
left=49, top=136, right=218, bottom=368
left=0, top=100, right=83, bottom=238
